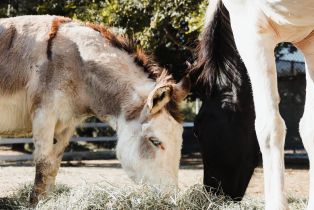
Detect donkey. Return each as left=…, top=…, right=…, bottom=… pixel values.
left=203, top=0, right=314, bottom=209
left=0, top=15, right=189, bottom=204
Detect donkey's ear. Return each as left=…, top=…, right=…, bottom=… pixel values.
left=173, top=75, right=191, bottom=101
left=147, top=85, right=173, bottom=115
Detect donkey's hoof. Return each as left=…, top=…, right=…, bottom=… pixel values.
left=29, top=196, right=38, bottom=207
left=29, top=189, right=40, bottom=207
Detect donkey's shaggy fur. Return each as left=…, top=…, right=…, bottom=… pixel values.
left=0, top=15, right=189, bottom=205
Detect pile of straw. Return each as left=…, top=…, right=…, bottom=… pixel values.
left=0, top=184, right=307, bottom=210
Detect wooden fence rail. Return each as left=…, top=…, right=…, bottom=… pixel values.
left=1, top=121, right=307, bottom=163
left=0, top=122, right=194, bottom=162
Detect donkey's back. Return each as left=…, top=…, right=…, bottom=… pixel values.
left=0, top=15, right=54, bottom=82
left=0, top=16, right=57, bottom=136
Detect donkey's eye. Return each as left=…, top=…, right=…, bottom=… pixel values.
left=148, top=137, right=163, bottom=148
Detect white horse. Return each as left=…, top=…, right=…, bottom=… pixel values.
left=204, top=0, right=314, bottom=209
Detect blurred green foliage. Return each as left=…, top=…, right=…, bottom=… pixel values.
left=0, top=1, right=294, bottom=76
left=0, top=0, right=207, bottom=79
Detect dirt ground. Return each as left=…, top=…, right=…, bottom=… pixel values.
left=0, top=157, right=310, bottom=199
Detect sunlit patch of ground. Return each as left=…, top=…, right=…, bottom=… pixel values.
left=0, top=159, right=309, bottom=198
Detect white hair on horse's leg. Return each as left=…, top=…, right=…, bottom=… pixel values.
left=298, top=36, right=314, bottom=210
left=225, top=5, right=287, bottom=210
left=205, top=0, right=314, bottom=209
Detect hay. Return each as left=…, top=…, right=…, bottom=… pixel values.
left=0, top=183, right=307, bottom=210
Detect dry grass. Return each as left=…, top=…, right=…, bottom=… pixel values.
left=0, top=183, right=307, bottom=210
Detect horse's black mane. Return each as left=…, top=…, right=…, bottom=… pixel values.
left=190, top=1, right=259, bottom=200
left=190, top=1, right=251, bottom=111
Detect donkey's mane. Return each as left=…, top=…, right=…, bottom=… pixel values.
left=85, top=22, right=163, bottom=80
left=47, top=17, right=182, bottom=122
left=47, top=17, right=72, bottom=60
left=189, top=1, right=248, bottom=109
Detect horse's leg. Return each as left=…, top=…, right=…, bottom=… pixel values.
left=29, top=108, right=73, bottom=205
left=230, top=22, right=287, bottom=209
left=298, top=40, right=314, bottom=210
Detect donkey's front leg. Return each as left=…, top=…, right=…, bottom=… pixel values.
left=29, top=108, right=57, bottom=204
left=230, top=18, right=288, bottom=210
left=29, top=109, right=73, bottom=205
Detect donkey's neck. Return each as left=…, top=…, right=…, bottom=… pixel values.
left=60, top=23, right=156, bottom=120
left=82, top=59, right=155, bottom=121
